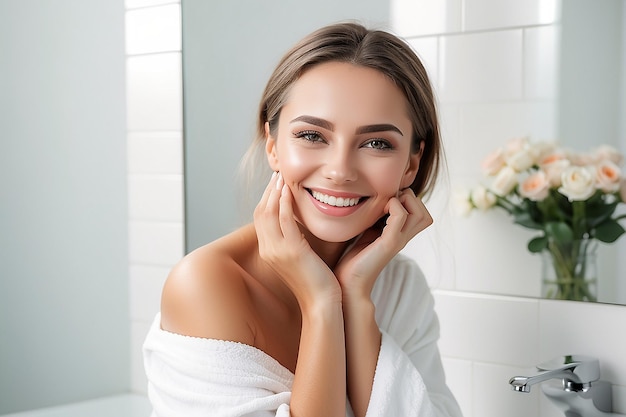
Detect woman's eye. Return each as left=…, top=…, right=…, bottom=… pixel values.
left=364, top=139, right=392, bottom=150
left=295, top=130, right=324, bottom=143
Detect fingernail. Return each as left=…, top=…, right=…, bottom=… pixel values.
left=271, top=171, right=277, bottom=180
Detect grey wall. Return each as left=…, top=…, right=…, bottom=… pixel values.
left=0, top=1, right=129, bottom=413
left=182, top=0, right=391, bottom=252
left=559, top=0, right=624, bottom=151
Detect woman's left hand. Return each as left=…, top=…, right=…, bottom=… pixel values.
left=334, top=188, right=433, bottom=301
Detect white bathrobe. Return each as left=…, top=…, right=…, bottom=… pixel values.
left=143, top=253, right=463, bottom=417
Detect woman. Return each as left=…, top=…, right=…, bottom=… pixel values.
left=144, top=22, right=462, bottom=417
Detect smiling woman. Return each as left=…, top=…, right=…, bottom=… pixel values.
left=264, top=62, right=419, bottom=243
left=143, top=22, right=462, bottom=417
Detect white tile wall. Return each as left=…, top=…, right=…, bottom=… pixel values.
left=524, top=25, right=560, bottom=100
left=400, top=0, right=626, bottom=416
left=463, top=0, right=560, bottom=31
left=438, top=30, right=523, bottom=103
left=391, top=0, right=462, bottom=37
left=124, top=1, right=183, bottom=395
left=125, top=4, right=181, bottom=55
left=126, top=53, right=182, bottom=132
left=123, top=1, right=626, bottom=415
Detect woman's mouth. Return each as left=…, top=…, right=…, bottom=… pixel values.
left=306, top=188, right=368, bottom=216
left=310, top=190, right=362, bottom=207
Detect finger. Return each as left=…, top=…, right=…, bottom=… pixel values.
left=398, top=190, right=433, bottom=234
left=264, top=172, right=283, bottom=214
left=255, top=172, right=278, bottom=215
left=277, top=184, right=303, bottom=242
left=255, top=172, right=285, bottom=244
left=382, top=197, right=408, bottom=236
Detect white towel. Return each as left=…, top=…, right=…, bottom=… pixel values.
left=143, top=254, right=462, bottom=417
left=143, top=314, right=293, bottom=417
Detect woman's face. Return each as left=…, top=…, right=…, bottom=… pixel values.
left=266, top=61, right=421, bottom=243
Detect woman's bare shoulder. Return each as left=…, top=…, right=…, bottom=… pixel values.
left=160, top=228, right=257, bottom=345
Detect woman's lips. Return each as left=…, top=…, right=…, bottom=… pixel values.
left=306, top=188, right=368, bottom=216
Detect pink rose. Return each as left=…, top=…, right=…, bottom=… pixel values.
left=542, top=160, right=570, bottom=187
left=519, top=171, right=550, bottom=201
left=593, top=145, right=623, bottom=165
left=504, top=136, right=529, bottom=155
left=481, top=148, right=506, bottom=176
left=595, top=160, right=622, bottom=193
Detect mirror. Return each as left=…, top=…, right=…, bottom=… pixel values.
left=181, top=0, right=626, bottom=304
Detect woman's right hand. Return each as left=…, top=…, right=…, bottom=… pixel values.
left=253, top=172, right=342, bottom=310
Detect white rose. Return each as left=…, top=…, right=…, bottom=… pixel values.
left=558, top=166, right=596, bottom=201
left=506, top=148, right=535, bottom=172
left=518, top=171, right=550, bottom=201
left=595, top=160, right=622, bottom=193
left=454, top=190, right=474, bottom=216
left=470, top=185, right=496, bottom=211
left=529, top=141, right=558, bottom=162
left=490, top=166, right=518, bottom=196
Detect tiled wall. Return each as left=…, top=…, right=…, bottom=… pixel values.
left=392, top=0, right=626, bottom=416
left=124, top=0, right=184, bottom=394
left=124, top=1, right=626, bottom=416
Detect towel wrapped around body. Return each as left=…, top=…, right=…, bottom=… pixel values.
left=143, top=254, right=463, bottom=417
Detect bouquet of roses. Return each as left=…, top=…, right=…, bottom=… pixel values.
left=461, top=137, right=626, bottom=301
left=462, top=137, right=626, bottom=250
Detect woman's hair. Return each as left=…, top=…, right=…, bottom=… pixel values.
left=239, top=22, right=443, bottom=215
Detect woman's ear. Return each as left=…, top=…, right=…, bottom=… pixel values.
left=265, top=121, right=280, bottom=172
left=400, top=141, right=424, bottom=189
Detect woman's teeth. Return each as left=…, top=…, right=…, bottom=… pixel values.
left=311, top=190, right=361, bottom=207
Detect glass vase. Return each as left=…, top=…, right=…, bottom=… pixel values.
left=541, top=238, right=598, bottom=302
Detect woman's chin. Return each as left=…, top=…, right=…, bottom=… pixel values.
left=299, top=222, right=365, bottom=244
left=293, top=211, right=380, bottom=245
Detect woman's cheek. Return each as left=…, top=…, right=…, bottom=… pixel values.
left=277, top=145, right=313, bottom=177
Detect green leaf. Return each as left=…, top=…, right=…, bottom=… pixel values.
left=545, top=222, right=574, bottom=242
left=528, top=236, right=548, bottom=253
left=594, top=219, right=626, bottom=243
left=586, top=200, right=619, bottom=227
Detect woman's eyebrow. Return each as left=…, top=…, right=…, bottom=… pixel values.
left=356, top=124, right=403, bottom=136
left=290, top=115, right=334, bottom=131
left=291, top=115, right=404, bottom=137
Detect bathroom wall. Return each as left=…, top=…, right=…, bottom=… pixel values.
left=0, top=1, right=129, bottom=414
left=124, top=0, right=185, bottom=394
left=126, top=1, right=626, bottom=416
left=389, top=0, right=626, bottom=416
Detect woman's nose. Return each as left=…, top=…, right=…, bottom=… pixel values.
left=322, top=147, right=358, bottom=183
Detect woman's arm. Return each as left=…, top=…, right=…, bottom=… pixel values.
left=342, top=296, right=381, bottom=417
left=291, top=300, right=346, bottom=417
left=255, top=173, right=347, bottom=417
left=335, top=189, right=434, bottom=417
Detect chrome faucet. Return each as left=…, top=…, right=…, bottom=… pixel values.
left=509, top=354, right=600, bottom=393
left=509, top=355, right=623, bottom=417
